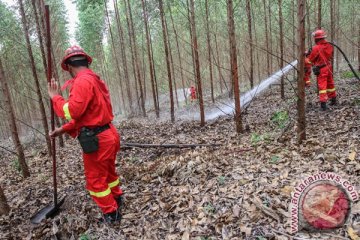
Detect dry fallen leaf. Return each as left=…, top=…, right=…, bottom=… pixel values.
left=348, top=226, right=360, bottom=240
left=349, top=151, right=357, bottom=161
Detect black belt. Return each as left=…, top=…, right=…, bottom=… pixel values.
left=316, top=64, right=327, bottom=69
left=89, top=124, right=110, bottom=135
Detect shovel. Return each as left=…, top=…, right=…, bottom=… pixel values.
left=30, top=4, right=65, bottom=224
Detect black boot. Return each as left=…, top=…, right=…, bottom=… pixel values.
left=329, top=97, right=337, bottom=106
left=321, top=102, right=327, bottom=111
left=100, top=209, right=121, bottom=224
left=115, top=195, right=124, bottom=211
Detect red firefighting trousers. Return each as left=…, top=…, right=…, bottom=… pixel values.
left=83, top=124, right=123, bottom=213
left=317, top=66, right=336, bottom=102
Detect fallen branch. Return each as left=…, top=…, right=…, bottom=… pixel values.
left=122, top=142, right=221, bottom=149
left=0, top=145, right=18, bottom=156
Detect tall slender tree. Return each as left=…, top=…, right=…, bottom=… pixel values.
left=0, top=59, right=30, bottom=178
left=124, top=0, right=146, bottom=117
left=246, top=0, right=254, bottom=88
left=205, top=0, right=214, bottom=103
left=141, top=0, right=159, bottom=117
left=113, top=0, right=133, bottom=113
left=104, top=0, right=126, bottom=111
left=18, top=0, right=52, bottom=156
left=168, top=3, right=187, bottom=104
left=278, top=0, right=285, bottom=99
left=297, top=0, right=306, bottom=143
left=158, top=0, right=175, bottom=122
left=227, top=0, right=242, bottom=133
left=189, top=0, right=205, bottom=126
left=317, top=0, right=322, bottom=29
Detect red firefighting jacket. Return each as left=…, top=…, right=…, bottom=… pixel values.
left=308, top=39, right=333, bottom=67
left=52, top=69, right=114, bottom=137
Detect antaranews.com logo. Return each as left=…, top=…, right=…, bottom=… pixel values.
left=290, top=172, right=359, bottom=233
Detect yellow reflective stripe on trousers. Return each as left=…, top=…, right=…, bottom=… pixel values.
left=327, top=88, right=336, bottom=92
left=63, top=102, right=72, bottom=120
left=319, top=90, right=327, bottom=94
left=89, top=187, right=111, bottom=197
left=108, top=179, right=120, bottom=188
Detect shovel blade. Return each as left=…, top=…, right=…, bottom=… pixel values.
left=30, top=196, right=66, bottom=224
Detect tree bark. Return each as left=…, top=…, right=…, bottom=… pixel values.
left=124, top=0, right=146, bottom=117
left=113, top=0, right=133, bottom=113
left=358, top=19, right=360, bottom=71
left=165, top=17, right=179, bottom=108
left=268, top=1, right=273, bottom=73
left=0, top=184, right=10, bottom=215
left=32, top=0, right=47, bottom=76
left=297, top=0, right=306, bottom=143
left=263, top=0, right=270, bottom=76
left=227, top=0, right=242, bottom=133
left=141, top=0, right=159, bottom=117
left=278, top=0, right=285, bottom=99
left=189, top=0, right=205, bottom=126
left=0, top=59, right=30, bottom=178
left=168, top=4, right=187, bottom=105
left=158, top=0, right=175, bottom=122
left=18, top=0, right=52, bottom=156
left=205, top=0, right=214, bottom=103
left=317, top=0, right=322, bottom=29
left=246, top=0, right=254, bottom=88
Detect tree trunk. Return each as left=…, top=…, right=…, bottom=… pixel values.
left=0, top=184, right=10, bottom=215
left=158, top=0, right=175, bottom=122
left=165, top=17, right=179, bottom=108
left=32, top=0, right=47, bottom=76
left=189, top=0, right=205, bottom=126
left=263, top=0, right=270, bottom=76
left=123, top=0, right=140, bottom=112
left=0, top=59, right=30, bottom=178
left=317, top=0, right=322, bottom=29
left=18, top=0, right=52, bottom=156
left=246, top=0, right=254, bottom=88
left=297, top=0, right=306, bottom=143
left=186, top=0, right=197, bottom=89
left=141, top=0, right=159, bottom=117
left=330, top=0, right=335, bottom=43
left=113, top=0, right=133, bottom=114
left=104, top=0, right=126, bottom=111
left=306, top=0, right=311, bottom=47
left=214, top=33, right=227, bottom=93
left=268, top=1, right=273, bottom=73
left=278, top=0, right=285, bottom=99
left=205, top=0, right=214, bottom=103
left=124, top=0, right=146, bottom=117
left=168, top=3, right=187, bottom=105
left=227, top=0, right=242, bottom=133
left=358, top=20, right=360, bottom=71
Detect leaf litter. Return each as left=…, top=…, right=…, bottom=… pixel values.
left=0, top=77, right=359, bottom=239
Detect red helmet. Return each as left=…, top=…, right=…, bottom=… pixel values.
left=61, top=45, right=92, bottom=71
left=312, top=29, right=327, bottom=40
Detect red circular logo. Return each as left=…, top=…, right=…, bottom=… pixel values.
left=300, top=183, right=350, bottom=230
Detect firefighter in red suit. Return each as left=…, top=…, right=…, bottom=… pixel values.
left=308, top=29, right=337, bottom=110
left=190, top=86, right=197, bottom=100
left=304, top=50, right=312, bottom=88
left=47, top=46, right=123, bottom=223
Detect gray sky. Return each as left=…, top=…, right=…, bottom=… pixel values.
left=1, top=0, right=78, bottom=44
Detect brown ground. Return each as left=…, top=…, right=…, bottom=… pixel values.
left=0, top=74, right=359, bottom=240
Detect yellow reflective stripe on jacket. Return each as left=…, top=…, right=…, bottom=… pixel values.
left=108, top=179, right=120, bottom=188
left=63, top=103, right=72, bottom=121
left=319, top=90, right=327, bottom=94
left=327, top=88, right=336, bottom=92
left=89, top=187, right=111, bottom=197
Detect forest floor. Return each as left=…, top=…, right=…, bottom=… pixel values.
left=0, top=72, right=359, bottom=240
